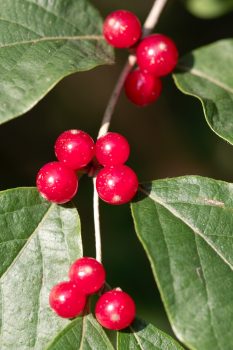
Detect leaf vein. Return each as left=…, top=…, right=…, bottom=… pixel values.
left=0, top=238, right=27, bottom=246
left=140, top=186, right=233, bottom=270
left=0, top=204, right=54, bottom=282
left=32, top=235, right=44, bottom=349
left=58, top=207, right=71, bottom=264
left=177, top=64, right=233, bottom=94
left=0, top=17, right=42, bottom=37
left=23, top=0, right=83, bottom=33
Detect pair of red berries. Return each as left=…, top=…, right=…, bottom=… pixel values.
left=36, top=130, right=138, bottom=205
left=103, top=10, right=179, bottom=106
left=96, top=132, right=138, bottom=205
left=36, top=130, right=94, bottom=204
left=49, top=257, right=136, bottom=330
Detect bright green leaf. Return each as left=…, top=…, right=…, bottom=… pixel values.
left=117, top=318, right=184, bottom=350
left=0, top=0, right=113, bottom=125
left=173, top=39, right=233, bottom=145
left=183, top=0, right=233, bottom=18
left=0, top=188, right=82, bottom=350
left=131, top=176, right=233, bottom=350
left=46, top=314, right=114, bottom=350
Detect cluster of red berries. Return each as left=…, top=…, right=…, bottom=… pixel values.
left=103, top=10, right=179, bottom=106
left=49, top=257, right=136, bottom=330
left=36, top=130, right=138, bottom=205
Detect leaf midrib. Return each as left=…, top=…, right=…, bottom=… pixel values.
left=0, top=35, right=104, bottom=50
left=32, top=234, right=44, bottom=349
left=177, top=64, right=233, bottom=94
left=139, top=186, right=233, bottom=271
left=194, top=235, right=221, bottom=349
left=129, top=324, right=145, bottom=349
left=79, top=313, right=86, bottom=350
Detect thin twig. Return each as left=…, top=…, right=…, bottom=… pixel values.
left=98, top=54, right=136, bottom=138
left=93, top=0, right=169, bottom=262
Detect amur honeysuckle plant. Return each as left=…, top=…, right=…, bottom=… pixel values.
left=0, top=0, right=233, bottom=349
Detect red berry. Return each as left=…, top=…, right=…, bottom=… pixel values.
left=49, top=281, right=86, bottom=318
left=125, top=69, right=162, bottom=106
left=96, top=132, right=130, bottom=166
left=95, top=289, right=136, bottom=330
left=103, top=10, right=142, bottom=48
left=55, top=130, right=95, bottom=170
left=36, top=161, right=78, bottom=204
left=69, top=257, right=106, bottom=295
left=96, top=165, right=138, bottom=205
left=136, top=34, right=178, bottom=76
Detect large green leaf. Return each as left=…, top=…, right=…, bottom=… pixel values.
left=131, top=176, right=233, bottom=350
left=0, top=188, right=82, bottom=350
left=117, top=318, right=184, bottom=350
left=183, top=0, right=233, bottom=18
left=47, top=315, right=183, bottom=350
left=46, top=314, right=114, bottom=350
left=173, top=39, right=233, bottom=145
left=0, top=0, right=113, bottom=125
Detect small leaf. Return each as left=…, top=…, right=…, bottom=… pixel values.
left=0, top=0, right=113, bottom=125
left=131, top=176, right=233, bottom=350
left=117, top=318, right=184, bottom=350
left=46, top=314, right=115, bottom=350
left=183, top=0, right=233, bottom=18
left=173, top=39, right=233, bottom=145
left=0, top=188, right=82, bottom=350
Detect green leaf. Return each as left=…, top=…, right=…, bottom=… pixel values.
left=0, top=0, right=113, bottom=125
left=0, top=187, right=82, bottom=350
left=46, top=314, right=115, bottom=350
left=173, top=39, right=233, bottom=145
left=131, top=176, right=233, bottom=350
left=117, top=318, right=184, bottom=350
left=183, top=0, right=233, bottom=18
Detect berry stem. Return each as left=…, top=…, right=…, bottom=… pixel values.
left=98, top=56, right=136, bottom=139
left=93, top=176, right=102, bottom=262
left=93, top=0, right=169, bottom=262
left=143, top=0, right=169, bottom=37
left=98, top=0, right=168, bottom=138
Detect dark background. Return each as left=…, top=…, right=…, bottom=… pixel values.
left=1, top=0, right=233, bottom=335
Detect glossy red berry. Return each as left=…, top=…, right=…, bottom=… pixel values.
left=69, top=257, right=106, bottom=295
left=55, top=130, right=95, bottom=170
left=95, top=289, right=136, bottom=330
left=36, top=161, right=78, bottom=204
left=96, top=165, right=138, bottom=205
left=95, top=132, right=130, bottom=166
left=125, top=69, right=162, bottom=106
left=49, top=281, right=86, bottom=318
left=136, top=34, right=179, bottom=76
left=103, top=10, right=142, bottom=48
